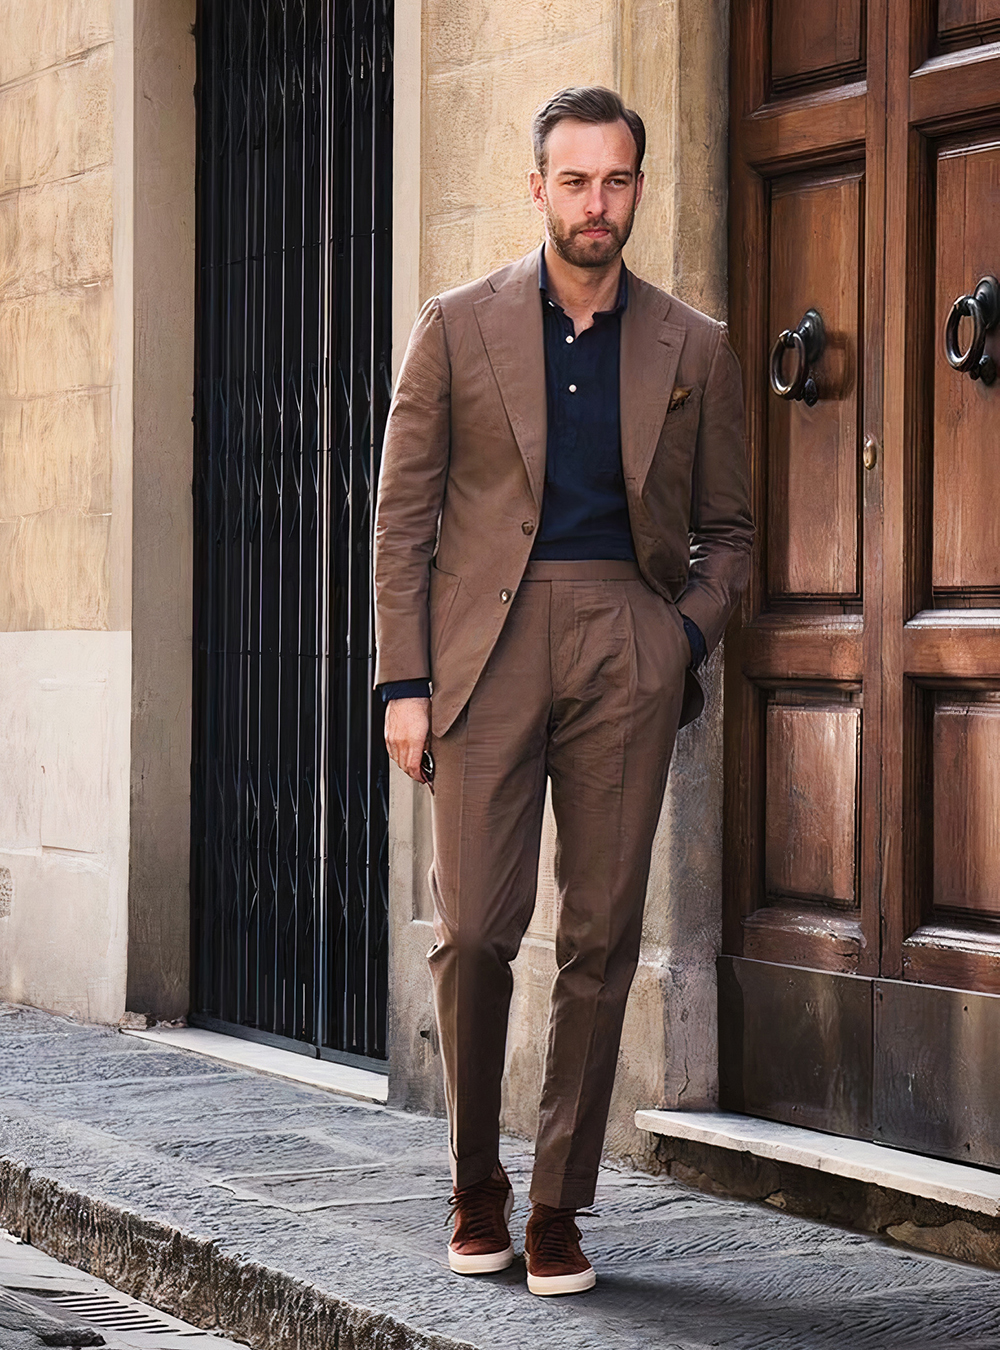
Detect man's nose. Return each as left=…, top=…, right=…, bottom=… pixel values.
left=583, top=185, right=606, bottom=217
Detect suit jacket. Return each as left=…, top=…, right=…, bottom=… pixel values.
left=373, top=250, right=753, bottom=738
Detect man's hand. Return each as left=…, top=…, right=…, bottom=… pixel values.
left=384, top=697, right=431, bottom=782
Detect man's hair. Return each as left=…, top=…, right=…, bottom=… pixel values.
left=531, top=86, right=646, bottom=176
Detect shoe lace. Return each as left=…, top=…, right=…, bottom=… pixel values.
left=447, top=1176, right=508, bottom=1241
left=532, top=1206, right=582, bottom=1261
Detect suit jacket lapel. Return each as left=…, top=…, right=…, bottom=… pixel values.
left=473, top=254, right=547, bottom=507
left=620, top=277, right=686, bottom=489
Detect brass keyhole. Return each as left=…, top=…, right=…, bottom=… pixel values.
left=863, top=435, right=878, bottom=471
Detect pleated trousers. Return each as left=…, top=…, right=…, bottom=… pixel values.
left=427, top=559, right=688, bottom=1209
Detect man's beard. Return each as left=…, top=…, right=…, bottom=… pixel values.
left=545, top=200, right=635, bottom=268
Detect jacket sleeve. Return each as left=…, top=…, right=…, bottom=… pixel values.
left=373, top=296, right=452, bottom=687
left=675, top=324, right=754, bottom=655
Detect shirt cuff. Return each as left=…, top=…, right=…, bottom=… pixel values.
left=682, top=616, right=707, bottom=671
left=380, top=679, right=431, bottom=702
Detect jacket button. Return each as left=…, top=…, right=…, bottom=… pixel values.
left=521, top=521, right=534, bottom=535
left=500, top=589, right=512, bottom=603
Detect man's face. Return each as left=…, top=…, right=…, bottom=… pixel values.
left=530, top=118, right=644, bottom=269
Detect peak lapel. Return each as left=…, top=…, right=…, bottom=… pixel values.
left=473, top=255, right=547, bottom=507
left=620, top=279, right=686, bottom=490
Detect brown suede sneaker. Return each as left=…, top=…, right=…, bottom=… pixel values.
left=447, top=1164, right=514, bottom=1274
left=525, top=1203, right=596, bottom=1295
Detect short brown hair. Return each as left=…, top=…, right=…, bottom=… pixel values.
left=531, top=86, right=646, bottom=176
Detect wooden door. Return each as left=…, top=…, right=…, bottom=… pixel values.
left=724, top=1, right=1000, bottom=1161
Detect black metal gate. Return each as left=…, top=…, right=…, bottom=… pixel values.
left=190, top=0, right=392, bottom=1065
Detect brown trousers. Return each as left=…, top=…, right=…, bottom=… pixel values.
left=427, top=560, right=688, bottom=1209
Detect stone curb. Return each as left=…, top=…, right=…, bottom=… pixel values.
left=0, top=1159, right=477, bottom=1350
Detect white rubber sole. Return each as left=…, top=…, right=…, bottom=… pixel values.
left=448, top=1188, right=515, bottom=1275
left=448, top=1242, right=515, bottom=1274
left=527, top=1266, right=597, bottom=1297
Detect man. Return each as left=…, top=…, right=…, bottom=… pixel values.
left=374, top=86, right=752, bottom=1296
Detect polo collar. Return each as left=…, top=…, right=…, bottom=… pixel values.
left=537, top=243, right=629, bottom=317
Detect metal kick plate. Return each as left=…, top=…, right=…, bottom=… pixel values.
left=719, top=956, right=873, bottom=1138
left=875, top=978, right=1000, bottom=1168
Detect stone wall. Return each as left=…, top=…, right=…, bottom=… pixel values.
left=0, top=1, right=195, bottom=1023
left=0, top=2, right=129, bottom=1023
left=388, top=0, right=732, bottom=1170
left=0, top=7, right=116, bottom=631
left=125, top=0, right=196, bottom=1022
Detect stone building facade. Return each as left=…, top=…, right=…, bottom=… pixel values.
left=0, top=0, right=730, bottom=1170
left=0, top=2, right=195, bottom=1025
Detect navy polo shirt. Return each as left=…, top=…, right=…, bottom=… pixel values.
left=532, top=249, right=635, bottom=560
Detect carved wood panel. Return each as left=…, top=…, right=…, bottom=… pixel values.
left=771, top=0, right=866, bottom=94
left=936, top=0, right=1000, bottom=49
left=933, top=695, right=1000, bottom=916
left=932, top=137, right=1000, bottom=600
left=768, top=169, right=862, bottom=600
left=765, top=694, right=861, bottom=906
left=939, top=0, right=1000, bottom=25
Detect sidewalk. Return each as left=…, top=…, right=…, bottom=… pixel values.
left=2, top=1005, right=1000, bottom=1350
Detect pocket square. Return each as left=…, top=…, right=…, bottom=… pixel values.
left=668, top=385, right=693, bottom=413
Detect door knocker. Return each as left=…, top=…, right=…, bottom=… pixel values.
left=769, top=308, right=825, bottom=407
left=944, top=275, right=999, bottom=386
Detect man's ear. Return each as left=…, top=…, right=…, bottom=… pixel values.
left=529, top=170, right=546, bottom=216
left=635, top=171, right=645, bottom=209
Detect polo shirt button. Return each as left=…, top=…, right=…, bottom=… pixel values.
left=565, top=335, right=574, bottom=344
left=521, top=521, right=534, bottom=535
left=500, top=589, right=512, bottom=603
left=568, top=384, right=577, bottom=393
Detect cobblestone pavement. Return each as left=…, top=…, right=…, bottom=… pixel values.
left=1, top=1005, right=1000, bottom=1349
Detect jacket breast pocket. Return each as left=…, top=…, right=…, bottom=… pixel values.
left=651, top=386, right=703, bottom=482
left=662, top=383, right=702, bottom=431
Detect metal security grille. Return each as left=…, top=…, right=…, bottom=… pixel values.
left=191, top=0, right=392, bottom=1063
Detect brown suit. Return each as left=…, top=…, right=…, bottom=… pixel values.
left=374, top=250, right=752, bottom=1209
left=374, top=251, right=752, bottom=733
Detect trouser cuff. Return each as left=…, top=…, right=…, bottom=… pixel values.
left=528, top=1168, right=597, bottom=1211
left=452, top=1144, right=501, bottom=1192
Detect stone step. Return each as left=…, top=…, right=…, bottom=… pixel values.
left=636, top=1107, right=1000, bottom=1215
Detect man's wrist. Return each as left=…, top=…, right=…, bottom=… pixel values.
left=380, top=679, right=431, bottom=702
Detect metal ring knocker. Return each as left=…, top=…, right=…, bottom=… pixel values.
left=769, top=308, right=825, bottom=407
left=945, top=276, right=999, bottom=386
